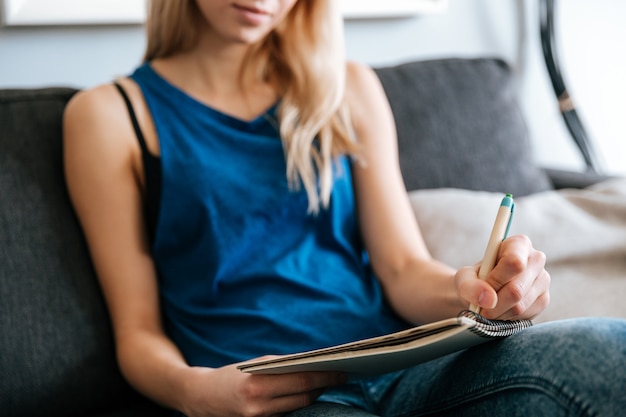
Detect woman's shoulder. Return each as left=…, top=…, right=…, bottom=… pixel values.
left=63, top=78, right=143, bottom=159
left=345, top=60, right=380, bottom=91
left=344, top=60, right=388, bottom=106
left=64, top=82, right=126, bottom=129
left=65, top=76, right=148, bottom=132
left=344, top=60, right=392, bottom=135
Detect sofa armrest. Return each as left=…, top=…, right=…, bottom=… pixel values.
left=543, top=167, right=615, bottom=190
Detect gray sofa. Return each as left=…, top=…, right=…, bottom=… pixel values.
left=0, top=58, right=609, bottom=417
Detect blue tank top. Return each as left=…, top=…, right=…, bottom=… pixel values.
left=130, top=63, right=408, bottom=368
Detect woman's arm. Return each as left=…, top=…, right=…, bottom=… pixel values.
left=63, top=84, right=344, bottom=417
left=345, top=62, right=550, bottom=324
left=63, top=84, right=196, bottom=410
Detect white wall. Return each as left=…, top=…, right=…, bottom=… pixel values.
left=555, top=0, right=626, bottom=175
left=1, top=0, right=623, bottom=174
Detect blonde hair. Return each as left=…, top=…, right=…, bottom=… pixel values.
left=144, top=0, right=358, bottom=213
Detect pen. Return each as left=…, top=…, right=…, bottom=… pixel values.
left=469, top=193, right=515, bottom=314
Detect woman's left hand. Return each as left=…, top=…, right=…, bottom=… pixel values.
left=455, top=235, right=551, bottom=320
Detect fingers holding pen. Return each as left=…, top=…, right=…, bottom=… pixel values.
left=481, top=235, right=551, bottom=320
left=455, top=265, right=498, bottom=311
left=455, top=235, right=551, bottom=321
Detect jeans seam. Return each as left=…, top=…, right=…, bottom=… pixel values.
left=395, top=375, right=598, bottom=417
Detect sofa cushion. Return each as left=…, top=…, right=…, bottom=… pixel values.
left=374, top=57, right=553, bottom=196
left=0, top=88, right=153, bottom=416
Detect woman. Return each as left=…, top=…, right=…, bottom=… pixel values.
left=63, top=1, right=625, bottom=416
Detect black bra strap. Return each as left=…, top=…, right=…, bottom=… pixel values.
left=112, top=80, right=161, bottom=245
left=113, top=81, right=150, bottom=155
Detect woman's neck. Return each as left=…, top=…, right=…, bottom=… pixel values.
left=150, top=47, right=278, bottom=121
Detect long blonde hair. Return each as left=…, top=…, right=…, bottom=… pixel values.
left=144, top=0, right=358, bottom=213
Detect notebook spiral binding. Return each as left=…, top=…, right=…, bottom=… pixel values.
left=459, top=310, right=534, bottom=338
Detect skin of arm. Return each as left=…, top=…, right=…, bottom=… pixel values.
left=345, top=61, right=551, bottom=324
left=63, top=82, right=345, bottom=417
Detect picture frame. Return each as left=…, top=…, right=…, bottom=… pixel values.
left=2, top=0, right=446, bottom=26
left=2, top=0, right=146, bottom=26
left=342, top=0, right=447, bottom=19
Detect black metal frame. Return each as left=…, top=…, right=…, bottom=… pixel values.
left=539, top=0, right=604, bottom=173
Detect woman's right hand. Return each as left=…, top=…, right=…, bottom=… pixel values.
left=180, top=359, right=347, bottom=417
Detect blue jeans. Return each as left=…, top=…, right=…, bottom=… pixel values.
left=287, top=318, right=626, bottom=417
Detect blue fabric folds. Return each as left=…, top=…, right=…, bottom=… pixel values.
left=131, top=63, right=407, bottom=368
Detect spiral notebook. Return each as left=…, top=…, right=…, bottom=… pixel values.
left=238, top=311, right=532, bottom=376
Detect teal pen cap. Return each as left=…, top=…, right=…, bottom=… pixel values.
left=500, top=193, right=514, bottom=208
left=501, top=194, right=515, bottom=239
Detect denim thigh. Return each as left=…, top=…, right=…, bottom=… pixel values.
left=291, top=318, right=626, bottom=417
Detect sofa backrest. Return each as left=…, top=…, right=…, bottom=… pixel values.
left=0, top=88, right=143, bottom=416
left=375, top=57, right=552, bottom=196
left=0, top=57, right=552, bottom=417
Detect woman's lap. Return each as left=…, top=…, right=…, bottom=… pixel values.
left=288, top=317, right=626, bottom=417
